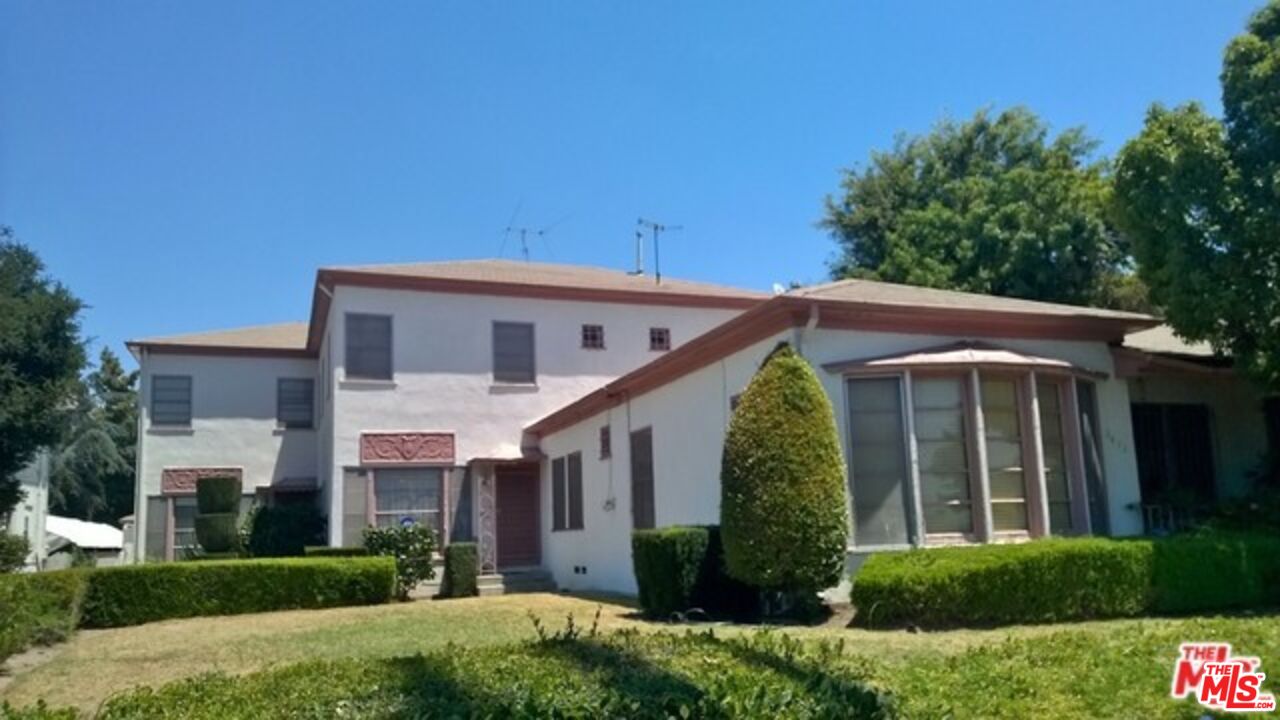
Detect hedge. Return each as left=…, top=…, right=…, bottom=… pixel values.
left=79, top=557, right=396, bottom=628
left=633, top=525, right=758, bottom=620
left=440, top=543, right=478, bottom=598
left=851, top=533, right=1280, bottom=628
left=92, top=631, right=891, bottom=719
left=303, top=546, right=368, bottom=557
left=0, top=570, right=87, bottom=663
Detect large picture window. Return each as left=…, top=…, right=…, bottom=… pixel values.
left=846, top=377, right=911, bottom=546
left=913, top=376, right=974, bottom=535
left=373, top=468, right=443, bottom=539
left=834, top=343, right=1109, bottom=549
left=982, top=377, right=1029, bottom=532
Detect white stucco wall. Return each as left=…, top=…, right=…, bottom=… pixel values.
left=538, top=326, right=1145, bottom=596
left=5, top=451, right=50, bottom=570
left=134, top=352, right=319, bottom=559
left=320, top=285, right=744, bottom=545
left=1126, top=373, right=1269, bottom=498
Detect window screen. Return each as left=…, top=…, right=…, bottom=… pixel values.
left=374, top=468, right=443, bottom=539
left=172, top=496, right=199, bottom=556
left=277, top=378, right=314, bottom=429
left=145, top=496, right=167, bottom=561
left=551, top=457, right=567, bottom=531
left=581, top=324, right=605, bottom=349
left=846, top=377, right=911, bottom=546
left=345, top=314, right=392, bottom=380
left=342, top=468, right=369, bottom=547
left=913, top=377, right=973, bottom=534
left=493, top=322, right=536, bottom=383
left=649, top=327, right=671, bottom=351
left=567, top=452, right=584, bottom=530
left=1037, top=381, right=1073, bottom=533
left=982, top=376, right=1029, bottom=532
left=630, top=428, right=655, bottom=529
left=1078, top=381, right=1109, bottom=534
left=151, top=375, right=192, bottom=426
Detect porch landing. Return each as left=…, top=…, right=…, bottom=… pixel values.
left=413, top=564, right=555, bottom=599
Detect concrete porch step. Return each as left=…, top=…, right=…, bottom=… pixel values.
left=478, top=567, right=556, bottom=596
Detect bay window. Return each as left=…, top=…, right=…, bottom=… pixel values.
left=831, top=342, right=1109, bottom=549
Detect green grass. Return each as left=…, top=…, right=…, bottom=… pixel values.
left=2, top=593, right=1277, bottom=718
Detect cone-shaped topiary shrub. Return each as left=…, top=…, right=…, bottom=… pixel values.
left=195, top=475, right=242, bottom=554
left=720, top=343, right=848, bottom=597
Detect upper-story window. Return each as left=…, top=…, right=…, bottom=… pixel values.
left=649, top=327, right=671, bottom=352
left=151, top=375, right=192, bottom=427
left=346, top=313, right=392, bottom=380
left=493, top=321, right=536, bottom=384
left=277, top=378, right=315, bottom=429
left=581, top=324, right=605, bottom=350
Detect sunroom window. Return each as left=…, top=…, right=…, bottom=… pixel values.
left=1038, top=380, right=1073, bottom=533
left=913, top=376, right=974, bottom=536
left=982, top=376, right=1029, bottom=533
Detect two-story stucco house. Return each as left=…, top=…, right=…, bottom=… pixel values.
left=127, top=259, right=1278, bottom=596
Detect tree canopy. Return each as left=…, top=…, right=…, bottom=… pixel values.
left=0, top=234, right=85, bottom=516
left=1112, top=1, right=1280, bottom=390
left=824, top=107, right=1147, bottom=311
left=50, top=348, right=138, bottom=524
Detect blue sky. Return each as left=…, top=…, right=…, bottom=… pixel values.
left=0, top=1, right=1261, bottom=367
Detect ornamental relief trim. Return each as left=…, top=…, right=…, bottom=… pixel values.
left=359, top=432, right=456, bottom=465
left=161, top=467, right=243, bottom=495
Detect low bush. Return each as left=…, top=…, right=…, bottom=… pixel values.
left=78, top=557, right=395, bottom=628
left=363, top=524, right=436, bottom=600
left=851, top=532, right=1280, bottom=628
left=632, top=525, right=758, bottom=620
left=440, top=543, right=478, bottom=598
left=92, top=630, right=891, bottom=719
left=0, top=570, right=87, bottom=663
left=244, top=504, right=326, bottom=557
left=0, top=534, right=29, bottom=573
left=303, top=546, right=368, bottom=557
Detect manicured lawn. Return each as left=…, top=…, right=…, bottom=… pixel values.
left=2, top=593, right=1277, bottom=718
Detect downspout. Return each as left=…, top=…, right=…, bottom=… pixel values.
left=792, top=301, right=820, bottom=359
left=132, top=347, right=147, bottom=563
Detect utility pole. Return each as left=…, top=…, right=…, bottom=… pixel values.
left=636, top=218, right=682, bottom=284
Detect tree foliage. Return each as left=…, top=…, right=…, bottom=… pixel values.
left=719, top=344, right=848, bottom=595
left=50, top=348, right=138, bottom=524
left=0, top=234, right=85, bottom=517
left=824, top=107, right=1146, bottom=311
left=1112, top=2, right=1280, bottom=389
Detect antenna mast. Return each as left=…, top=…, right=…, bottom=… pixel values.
left=636, top=218, right=683, bottom=284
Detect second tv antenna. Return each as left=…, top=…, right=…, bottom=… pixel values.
left=634, top=217, right=682, bottom=284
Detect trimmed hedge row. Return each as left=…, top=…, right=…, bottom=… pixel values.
left=632, top=526, right=758, bottom=620
left=851, top=533, right=1280, bottom=628
left=440, top=543, right=478, bottom=598
left=0, top=570, right=87, bottom=663
left=79, top=557, right=397, bottom=628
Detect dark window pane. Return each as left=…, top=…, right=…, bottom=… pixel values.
left=551, top=457, right=566, bottom=531
left=277, top=378, right=314, bottom=428
left=568, top=452, right=584, bottom=530
left=493, top=322, right=536, bottom=383
left=151, top=375, right=192, bottom=426
left=847, top=377, right=911, bottom=546
left=345, top=314, right=392, bottom=380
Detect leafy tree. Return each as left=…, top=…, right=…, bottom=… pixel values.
left=720, top=344, right=848, bottom=608
left=1112, top=2, right=1280, bottom=390
left=823, top=107, right=1146, bottom=311
left=0, top=233, right=85, bottom=517
left=50, top=348, right=138, bottom=523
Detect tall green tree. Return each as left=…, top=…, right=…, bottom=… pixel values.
left=823, top=107, right=1147, bottom=311
left=50, top=348, right=138, bottom=523
left=1112, top=2, right=1280, bottom=390
left=720, top=344, right=848, bottom=610
left=0, top=232, right=85, bottom=517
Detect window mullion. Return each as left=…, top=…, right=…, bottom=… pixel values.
left=902, top=370, right=925, bottom=546
left=1062, top=377, right=1094, bottom=535
left=966, top=369, right=994, bottom=542
left=1023, top=373, right=1051, bottom=537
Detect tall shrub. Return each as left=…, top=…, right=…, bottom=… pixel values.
left=363, top=524, right=436, bottom=600
left=195, top=476, right=241, bottom=554
left=720, top=344, right=849, bottom=600
left=244, top=503, right=326, bottom=557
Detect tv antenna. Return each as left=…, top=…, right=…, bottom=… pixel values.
left=635, top=218, right=682, bottom=284
left=502, top=213, right=569, bottom=262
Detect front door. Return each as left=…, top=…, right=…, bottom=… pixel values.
left=496, top=464, right=540, bottom=568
